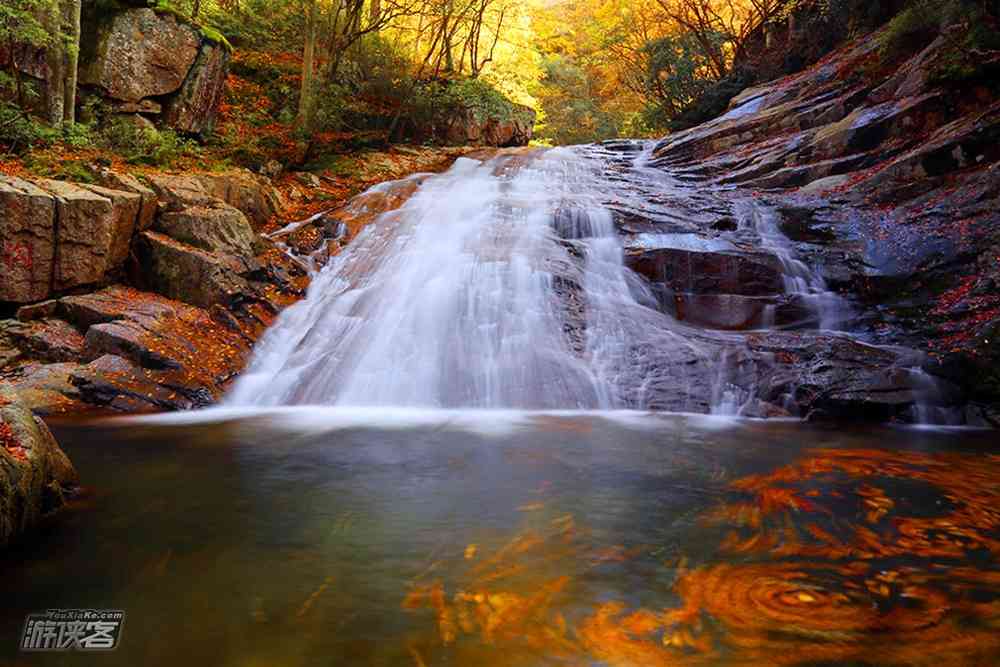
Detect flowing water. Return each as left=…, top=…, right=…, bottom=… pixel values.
left=230, top=144, right=904, bottom=418
left=232, top=147, right=713, bottom=410
left=5, top=146, right=997, bottom=665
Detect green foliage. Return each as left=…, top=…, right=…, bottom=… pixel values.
left=658, top=70, right=753, bottom=132
left=100, top=116, right=196, bottom=166
left=926, top=6, right=1000, bottom=84
left=60, top=118, right=95, bottom=148
left=148, top=0, right=233, bottom=50
left=877, top=0, right=1000, bottom=82
left=326, top=36, right=412, bottom=132
left=0, top=0, right=56, bottom=50
left=533, top=56, right=632, bottom=145
left=439, top=78, right=523, bottom=124
left=641, top=31, right=726, bottom=130
left=197, top=24, right=232, bottom=51
left=25, top=154, right=95, bottom=182
left=0, top=103, right=51, bottom=153
left=879, top=0, right=948, bottom=62
left=199, top=0, right=304, bottom=50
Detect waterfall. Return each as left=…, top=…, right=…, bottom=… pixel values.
left=229, top=146, right=713, bottom=410
left=228, top=143, right=944, bottom=421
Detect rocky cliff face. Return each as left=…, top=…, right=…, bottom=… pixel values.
left=1, top=168, right=306, bottom=415
left=646, top=23, right=1000, bottom=424
left=81, top=7, right=230, bottom=137
left=1, top=6, right=230, bottom=137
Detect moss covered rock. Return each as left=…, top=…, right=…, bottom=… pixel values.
left=0, top=386, right=78, bottom=548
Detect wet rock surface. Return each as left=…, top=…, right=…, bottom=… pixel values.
left=565, top=118, right=975, bottom=423
left=588, top=25, right=1000, bottom=425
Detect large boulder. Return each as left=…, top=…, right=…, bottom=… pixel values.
left=482, top=105, right=536, bottom=147
left=155, top=205, right=256, bottom=256
left=79, top=8, right=229, bottom=136
left=162, top=41, right=231, bottom=137
left=438, top=105, right=536, bottom=147
left=190, top=172, right=284, bottom=229
left=0, top=176, right=56, bottom=304
left=137, top=231, right=251, bottom=309
left=0, top=385, right=78, bottom=548
left=145, top=171, right=283, bottom=228
left=35, top=180, right=124, bottom=291
left=81, top=8, right=201, bottom=103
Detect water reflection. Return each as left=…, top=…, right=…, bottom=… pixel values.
left=0, top=411, right=996, bottom=665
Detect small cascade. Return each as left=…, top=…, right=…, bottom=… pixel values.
left=741, top=202, right=851, bottom=331
left=229, top=148, right=716, bottom=410
left=229, top=142, right=953, bottom=422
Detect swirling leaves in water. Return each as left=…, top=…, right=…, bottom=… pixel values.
left=401, top=448, right=1000, bottom=666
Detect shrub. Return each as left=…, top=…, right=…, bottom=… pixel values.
left=100, top=116, right=196, bottom=166
left=878, top=0, right=948, bottom=62
left=0, top=104, right=53, bottom=153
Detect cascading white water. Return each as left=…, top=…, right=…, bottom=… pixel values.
left=741, top=202, right=850, bottom=331
left=228, top=142, right=941, bottom=420
left=228, top=146, right=713, bottom=410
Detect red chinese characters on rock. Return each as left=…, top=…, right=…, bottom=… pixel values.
left=2, top=241, right=34, bottom=272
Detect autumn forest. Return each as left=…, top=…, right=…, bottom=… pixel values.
left=3, top=0, right=1000, bottom=664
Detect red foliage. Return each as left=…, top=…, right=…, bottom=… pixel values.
left=0, top=422, right=28, bottom=462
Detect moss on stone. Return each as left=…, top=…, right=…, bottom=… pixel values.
left=150, top=0, right=233, bottom=51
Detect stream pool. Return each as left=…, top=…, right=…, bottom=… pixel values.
left=2, top=410, right=998, bottom=666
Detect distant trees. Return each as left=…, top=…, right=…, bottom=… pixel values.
left=411, top=0, right=508, bottom=78
left=287, top=0, right=515, bottom=132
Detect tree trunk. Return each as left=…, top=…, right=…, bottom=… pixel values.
left=442, top=0, right=455, bottom=73
left=297, top=0, right=319, bottom=131
left=44, top=1, right=65, bottom=126
left=63, top=0, right=82, bottom=124
left=369, top=0, right=381, bottom=30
